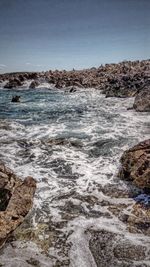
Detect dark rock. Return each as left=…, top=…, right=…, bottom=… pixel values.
left=29, top=80, right=40, bottom=89
left=4, top=78, right=22, bottom=89
left=119, top=139, right=150, bottom=190
left=69, top=86, right=77, bottom=93
left=11, top=95, right=20, bottom=103
left=133, top=88, right=150, bottom=112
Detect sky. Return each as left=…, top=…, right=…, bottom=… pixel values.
left=0, top=0, right=150, bottom=73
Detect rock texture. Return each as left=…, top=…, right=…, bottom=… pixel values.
left=0, top=163, right=36, bottom=248
left=88, top=229, right=149, bottom=267
left=133, top=88, right=150, bottom=112
left=119, top=139, right=150, bottom=190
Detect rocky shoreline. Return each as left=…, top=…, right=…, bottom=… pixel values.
left=0, top=59, right=150, bottom=111
left=0, top=59, right=150, bottom=266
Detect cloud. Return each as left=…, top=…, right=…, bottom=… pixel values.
left=25, top=62, right=43, bottom=67
left=0, top=64, right=7, bottom=68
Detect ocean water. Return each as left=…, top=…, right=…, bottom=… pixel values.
left=0, top=87, right=150, bottom=267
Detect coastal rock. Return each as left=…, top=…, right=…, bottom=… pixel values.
left=4, top=78, right=22, bottom=89
left=127, top=203, right=150, bottom=235
left=11, top=95, right=20, bottom=102
left=0, top=163, right=36, bottom=248
left=133, top=88, right=150, bottom=112
left=0, top=59, right=150, bottom=93
left=88, top=229, right=147, bottom=267
left=119, top=139, right=150, bottom=190
left=29, top=80, right=40, bottom=88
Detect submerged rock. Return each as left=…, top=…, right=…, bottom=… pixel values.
left=11, top=95, right=20, bottom=102
left=0, top=163, right=36, bottom=249
left=119, top=139, right=150, bottom=190
left=133, top=88, right=150, bottom=112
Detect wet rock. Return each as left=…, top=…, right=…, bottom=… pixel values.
left=11, top=95, right=20, bottom=102
left=29, top=80, right=40, bottom=89
left=0, top=162, right=36, bottom=249
left=4, top=78, right=22, bottom=89
left=133, top=88, right=150, bottom=112
left=88, top=229, right=147, bottom=267
left=46, top=137, right=83, bottom=149
left=127, top=203, right=150, bottom=235
left=26, top=258, right=40, bottom=266
left=69, top=86, right=77, bottom=93
left=119, top=139, right=150, bottom=190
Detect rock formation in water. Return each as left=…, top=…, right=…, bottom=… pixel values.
left=133, top=87, right=150, bottom=112
left=11, top=95, right=21, bottom=102
left=119, top=139, right=150, bottom=190
left=0, top=162, right=36, bottom=248
left=119, top=140, right=150, bottom=235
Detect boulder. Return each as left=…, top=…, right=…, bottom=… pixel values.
left=29, top=80, right=40, bottom=89
left=133, top=88, right=150, bottom=112
left=0, top=163, right=36, bottom=248
left=119, top=139, right=150, bottom=190
left=11, top=95, right=20, bottom=103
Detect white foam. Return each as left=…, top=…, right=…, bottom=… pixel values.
left=0, top=90, right=150, bottom=265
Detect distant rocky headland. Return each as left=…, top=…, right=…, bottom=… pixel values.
left=0, top=59, right=150, bottom=111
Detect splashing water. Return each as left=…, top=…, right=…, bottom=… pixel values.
left=0, top=87, right=150, bottom=267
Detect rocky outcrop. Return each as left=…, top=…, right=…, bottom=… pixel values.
left=11, top=95, right=20, bottom=102
left=0, top=163, right=36, bottom=248
left=133, top=88, right=150, bottom=112
left=29, top=80, right=40, bottom=89
left=4, top=78, right=23, bottom=89
left=119, top=139, right=150, bottom=190
left=0, top=60, right=150, bottom=95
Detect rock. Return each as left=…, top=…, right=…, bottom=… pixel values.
left=133, top=88, right=150, bottom=112
left=29, top=80, right=40, bottom=89
left=69, top=86, right=77, bottom=93
left=4, top=78, right=22, bottom=89
left=88, top=229, right=147, bottom=267
left=127, top=203, right=150, bottom=235
left=119, top=139, right=150, bottom=190
left=0, top=162, right=36, bottom=248
left=11, top=95, right=20, bottom=102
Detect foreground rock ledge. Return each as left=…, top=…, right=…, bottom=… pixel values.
left=119, top=139, right=150, bottom=190
left=0, top=163, right=36, bottom=248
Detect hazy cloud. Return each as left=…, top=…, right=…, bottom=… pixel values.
left=0, top=64, right=7, bottom=68
left=26, top=62, right=43, bottom=67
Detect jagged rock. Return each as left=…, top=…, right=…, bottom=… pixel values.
left=133, top=88, right=150, bottom=112
left=11, top=95, right=20, bottom=102
left=4, top=78, right=22, bottom=89
left=119, top=139, right=150, bottom=190
left=0, top=163, right=36, bottom=248
left=29, top=80, right=40, bottom=89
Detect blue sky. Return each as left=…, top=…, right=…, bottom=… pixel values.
left=0, top=0, right=149, bottom=73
